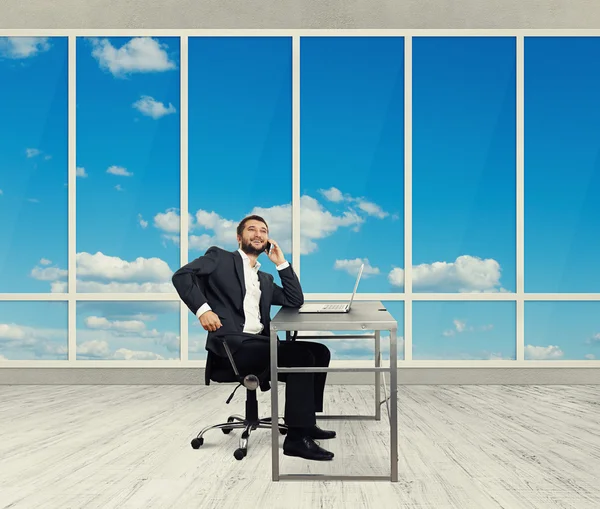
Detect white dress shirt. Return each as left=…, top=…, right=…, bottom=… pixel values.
left=196, top=249, right=289, bottom=334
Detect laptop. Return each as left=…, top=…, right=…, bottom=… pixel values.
left=298, top=263, right=364, bottom=313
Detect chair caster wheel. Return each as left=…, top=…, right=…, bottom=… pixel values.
left=191, top=437, right=204, bottom=449
left=222, top=427, right=233, bottom=434
left=279, top=427, right=287, bottom=435
left=234, top=448, right=247, bottom=460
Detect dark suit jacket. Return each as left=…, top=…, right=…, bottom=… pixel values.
left=171, top=246, right=304, bottom=357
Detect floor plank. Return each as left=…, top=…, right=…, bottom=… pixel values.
left=0, top=384, right=599, bottom=508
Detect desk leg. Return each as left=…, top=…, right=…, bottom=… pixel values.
left=389, top=327, right=398, bottom=482
left=375, top=330, right=381, bottom=421
left=270, top=328, right=279, bottom=481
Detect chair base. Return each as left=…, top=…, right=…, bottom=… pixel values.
left=191, top=414, right=288, bottom=460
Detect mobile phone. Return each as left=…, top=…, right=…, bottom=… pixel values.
left=265, top=241, right=272, bottom=253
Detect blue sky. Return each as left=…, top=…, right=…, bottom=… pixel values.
left=413, top=301, right=515, bottom=360
left=524, top=37, right=600, bottom=293
left=187, top=36, right=292, bottom=283
left=0, top=37, right=68, bottom=294
left=412, top=37, right=516, bottom=294
left=76, top=36, right=181, bottom=294
left=1, top=36, right=598, bottom=362
left=299, top=37, right=405, bottom=294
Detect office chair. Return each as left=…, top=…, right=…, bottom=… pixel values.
left=190, top=337, right=288, bottom=460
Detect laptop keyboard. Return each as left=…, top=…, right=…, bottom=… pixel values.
left=323, top=304, right=346, bottom=310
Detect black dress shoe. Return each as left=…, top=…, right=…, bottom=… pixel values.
left=308, top=425, right=336, bottom=440
left=283, top=436, right=334, bottom=461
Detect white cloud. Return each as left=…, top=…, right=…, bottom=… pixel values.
left=75, top=318, right=179, bottom=359
left=318, top=187, right=389, bottom=219
left=320, top=187, right=345, bottom=202
left=442, top=319, right=494, bottom=337
left=133, top=95, right=176, bottom=119
left=77, top=281, right=174, bottom=293
left=0, top=322, right=68, bottom=359
left=40, top=258, right=52, bottom=265
left=107, top=165, right=133, bottom=176
left=590, top=333, right=600, bottom=343
left=585, top=354, right=596, bottom=360
left=355, top=199, right=388, bottom=219
left=300, top=196, right=364, bottom=253
left=334, top=258, right=380, bottom=278
left=138, top=214, right=148, bottom=229
left=76, top=167, right=88, bottom=178
left=388, top=255, right=507, bottom=293
left=26, top=148, right=40, bottom=158
left=30, top=265, right=68, bottom=281
left=0, top=37, right=50, bottom=59
left=189, top=234, right=213, bottom=251
left=27, top=198, right=39, bottom=203
left=154, top=208, right=181, bottom=233
left=90, top=37, right=177, bottom=77
left=0, top=189, right=3, bottom=195
left=77, top=340, right=111, bottom=358
left=157, top=191, right=389, bottom=256
left=113, top=348, right=166, bottom=360
left=0, top=354, right=7, bottom=360
left=37, top=252, right=174, bottom=294
left=525, top=345, right=564, bottom=360
left=44, top=155, right=52, bottom=160
left=76, top=251, right=172, bottom=282
left=0, top=323, right=27, bottom=340
left=115, top=184, right=124, bottom=192
left=84, top=316, right=146, bottom=332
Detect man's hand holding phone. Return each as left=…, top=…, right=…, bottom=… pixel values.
left=266, top=238, right=285, bottom=266
left=199, top=310, right=222, bottom=332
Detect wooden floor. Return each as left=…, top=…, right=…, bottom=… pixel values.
left=1, top=384, right=599, bottom=509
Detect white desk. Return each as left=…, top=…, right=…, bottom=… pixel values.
left=269, top=300, right=398, bottom=482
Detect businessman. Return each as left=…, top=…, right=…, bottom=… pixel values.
left=172, top=214, right=335, bottom=461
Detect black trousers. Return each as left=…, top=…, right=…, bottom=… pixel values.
left=231, top=337, right=331, bottom=428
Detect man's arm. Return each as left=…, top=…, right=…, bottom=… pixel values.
left=171, top=246, right=220, bottom=316
left=271, top=263, right=304, bottom=308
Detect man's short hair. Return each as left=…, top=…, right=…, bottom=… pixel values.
left=237, top=215, right=269, bottom=236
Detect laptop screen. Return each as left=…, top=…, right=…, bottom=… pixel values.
left=347, top=263, right=365, bottom=310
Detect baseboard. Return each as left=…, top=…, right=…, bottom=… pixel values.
left=1, top=368, right=599, bottom=384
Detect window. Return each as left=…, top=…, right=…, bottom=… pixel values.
left=525, top=37, right=600, bottom=293
left=413, top=301, right=516, bottom=360
left=0, top=301, right=68, bottom=360
left=0, top=37, right=68, bottom=293
left=187, top=36, right=292, bottom=280
left=76, top=37, right=180, bottom=293
left=76, top=301, right=179, bottom=360
left=299, top=37, right=405, bottom=293
left=412, top=37, right=516, bottom=293
left=525, top=301, right=599, bottom=360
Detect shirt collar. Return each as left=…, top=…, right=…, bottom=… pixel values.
left=238, top=248, right=261, bottom=271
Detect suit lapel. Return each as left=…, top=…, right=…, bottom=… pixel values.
left=258, top=272, right=270, bottom=324
left=233, top=251, right=246, bottom=300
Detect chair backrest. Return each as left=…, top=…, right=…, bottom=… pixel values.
left=205, top=350, right=238, bottom=385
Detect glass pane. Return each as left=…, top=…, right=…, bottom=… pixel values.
left=187, top=36, right=292, bottom=280
left=0, top=37, right=68, bottom=292
left=299, top=36, right=404, bottom=293
left=0, top=301, right=68, bottom=360
left=413, top=301, right=516, bottom=360
left=525, top=301, right=599, bottom=360
left=76, top=37, right=180, bottom=293
left=412, top=37, right=516, bottom=293
left=76, top=301, right=179, bottom=360
left=525, top=37, right=600, bottom=292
